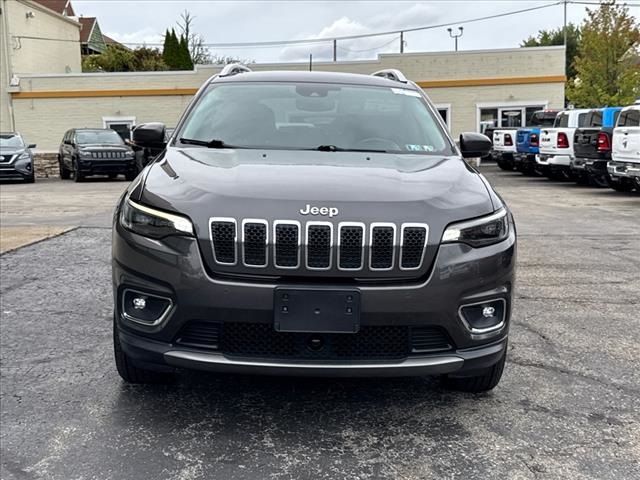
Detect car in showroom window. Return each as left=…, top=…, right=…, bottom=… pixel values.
left=112, top=67, right=515, bottom=393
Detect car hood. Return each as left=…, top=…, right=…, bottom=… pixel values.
left=0, top=147, right=25, bottom=155
left=78, top=144, right=129, bottom=151
left=141, top=147, right=495, bottom=221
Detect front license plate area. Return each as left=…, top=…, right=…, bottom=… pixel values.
left=274, top=288, right=360, bottom=333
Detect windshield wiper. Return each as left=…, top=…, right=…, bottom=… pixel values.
left=314, top=145, right=389, bottom=153
left=179, top=138, right=235, bottom=149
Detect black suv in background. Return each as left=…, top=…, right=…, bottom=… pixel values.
left=0, top=132, right=36, bottom=183
left=58, top=128, right=136, bottom=182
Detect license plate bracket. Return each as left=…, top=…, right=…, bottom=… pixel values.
left=274, top=288, right=360, bottom=333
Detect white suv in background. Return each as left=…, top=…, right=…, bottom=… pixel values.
left=608, top=104, right=640, bottom=192
left=538, top=109, right=590, bottom=180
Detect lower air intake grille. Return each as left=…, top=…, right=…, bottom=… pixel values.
left=211, top=220, right=236, bottom=264
left=410, top=327, right=453, bottom=353
left=175, top=322, right=220, bottom=350
left=221, top=323, right=410, bottom=360
left=401, top=226, right=428, bottom=269
left=176, top=322, right=453, bottom=359
left=243, top=221, right=267, bottom=266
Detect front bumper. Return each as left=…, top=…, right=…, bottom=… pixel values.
left=78, top=158, right=136, bottom=175
left=0, top=156, right=34, bottom=180
left=112, top=217, right=516, bottom=377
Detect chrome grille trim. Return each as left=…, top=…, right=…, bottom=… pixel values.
left=273, top=220, right=301, bottom=269
left=337, top=222, right=365, bottom=271
left=369, top=222, right=397, bottom=271
left=399, top=223, right=429, bottom=271
left=209, top=217, right=238, bottom=266
left=305, top=221, right=333, bottom=271
left=208, top=218, right=429, bottom=272
left=241, top=218, right=268, bottom=268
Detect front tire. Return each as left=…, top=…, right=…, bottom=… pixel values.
left=113, top=321, right=174, bottom=384
left=72, top=159, right=84, bottom=183
left=444, top=348, right=506, bottom=393
left=610, top=180, right=634, bottom=192
left=59, top=156, right=70, bottom=180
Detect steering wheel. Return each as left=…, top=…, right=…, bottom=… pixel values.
left=354, top=137, right=401, bottom=151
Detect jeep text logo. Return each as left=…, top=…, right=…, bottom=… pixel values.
left=299, top=204, right=339, bottom=218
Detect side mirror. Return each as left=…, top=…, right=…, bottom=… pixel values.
left=459, top=132, right=492, bottom=158
left=132, top=122, right=166, bottom=149
left=28, top=143, right=36, bottom=149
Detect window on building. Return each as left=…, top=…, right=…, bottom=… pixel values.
left=479, top=105, right=546, bottom=132
left=434, top=104, right=451, bottom=130
left=103, top=117, right=136, bottom=141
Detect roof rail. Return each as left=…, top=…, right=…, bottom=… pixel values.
left=371, top=69, right=408, bottom=83
left=219, top=63, right=252, bottom=77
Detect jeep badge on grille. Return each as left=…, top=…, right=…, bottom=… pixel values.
left=299, top=204, right=339, bottom=218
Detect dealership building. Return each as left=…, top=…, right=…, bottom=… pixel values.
left=1, top=1, right=566, bottom=154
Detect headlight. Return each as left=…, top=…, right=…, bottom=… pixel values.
left=442, top=208, right=509, bottom=248
left=120, top=198, right=194, bottom=239
left=17, top=151, right=31, bottom=161
left=79, top=150, right=93, bottom=159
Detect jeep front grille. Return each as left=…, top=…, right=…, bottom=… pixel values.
left=90, top=151, right=127, bottom=159
left=209, top=218, right=429, bottom=274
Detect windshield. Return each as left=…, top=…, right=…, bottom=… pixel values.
left=178, top=82, right=454, bottom=155
left=76, top=130, right=124, bottom=145
left=0, top=134, right=24, bottom=148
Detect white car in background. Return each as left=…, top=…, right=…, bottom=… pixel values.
left=538, top=108, right=590, bottom=179
left=608, top=104, right=640, bottom=192
left=492, top=129, right=518, bottom=170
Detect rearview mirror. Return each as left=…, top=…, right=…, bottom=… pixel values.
left=459, top=132, right=492, bottom=158
left=28, top=143, right=36, bottom=149
left=132, top=122, right=166, bottom=149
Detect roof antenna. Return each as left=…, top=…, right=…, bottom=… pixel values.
left=309, top=54, right=313, bottom=72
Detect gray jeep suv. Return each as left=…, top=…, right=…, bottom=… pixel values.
left=112, top=65, right=516, bottom=392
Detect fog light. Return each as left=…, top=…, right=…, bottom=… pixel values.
left=122, top=288, right=172, bottom=326
left=133, top=297, right=147, bottom=310
left=459, top=299, right=506, bottom=334
left=482, top=306, right=495, bottom=318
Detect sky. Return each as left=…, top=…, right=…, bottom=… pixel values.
left=72, top=0, right=640, bottom=63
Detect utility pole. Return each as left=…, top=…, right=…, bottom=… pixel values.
left=563, top=0, right=567, bottom=46
left=333, top=39, right=337, bottom=62
left=447, top=26, right=463, bottom=52
left=309, top=54, right=312, bottom=71
left=400, top=31, right=404, bottom=53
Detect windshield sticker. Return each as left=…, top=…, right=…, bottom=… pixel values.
left=391, top=88, right=422, bottom=98
left=406, top=144, right=435, bottom=152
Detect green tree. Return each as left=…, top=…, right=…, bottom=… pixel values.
left=162, top=29, right=182, bottom=69
left=82, top=45, right=168, bottom=72
left=521, top=24, right=581, bottom=80
left=178, top=34, right=194, bottom=70
left=567, top=1, right=639, bottom=107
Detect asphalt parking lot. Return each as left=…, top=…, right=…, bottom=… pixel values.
left=1, top=165, right=639, bottom=480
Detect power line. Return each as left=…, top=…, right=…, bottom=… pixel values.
left=14, top=1, right=566, bottom=48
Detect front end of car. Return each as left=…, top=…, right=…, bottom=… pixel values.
left=112, top=154, right=516, bottom=382
left=77, top=146, right=136, bottom=177
left=0, top=148, right=35, bottom=182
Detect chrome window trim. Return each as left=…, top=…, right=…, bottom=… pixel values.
left=273, top=220, right=301, bottom=269
left=369, top=222, right=397, bottom=271
left=457, top=298, right=507, bottom=339
left=337, top=221, right=366, bottom=271
left=241, top=218, right=269, bottom=268
left=121, top=288, right=174, bottom=327
left=399, top=223, right=429, bottom=271
left=209, top=217, right=238, bottom=266
left=305, top=221, right=333, bottom=271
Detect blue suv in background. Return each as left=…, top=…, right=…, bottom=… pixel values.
left=514, top=110, right=560, bottom=176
